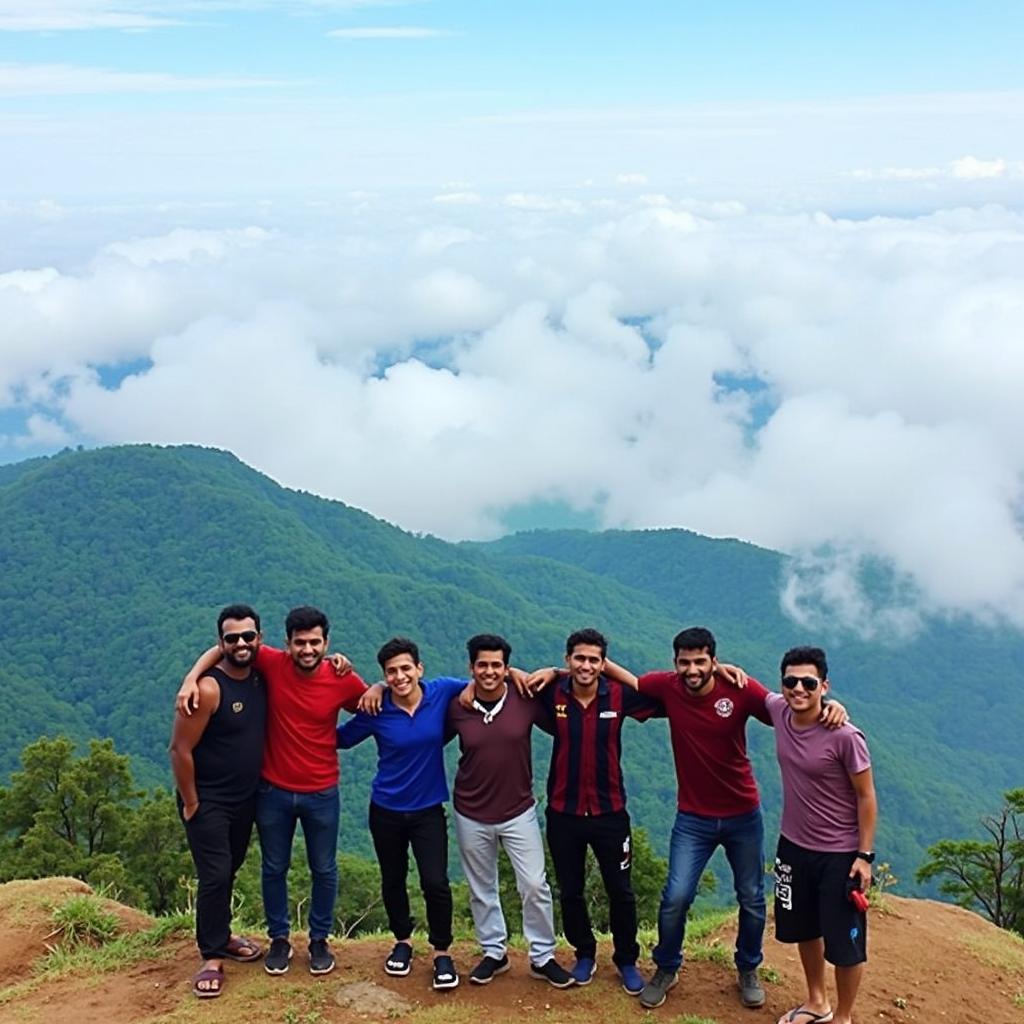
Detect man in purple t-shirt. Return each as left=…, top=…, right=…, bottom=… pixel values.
left=768, top=646, right=876, bottom=1024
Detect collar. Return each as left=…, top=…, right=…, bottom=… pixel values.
left=472, top=683, right=508, bottom=724
left=557, top=674, right=609, bottom=698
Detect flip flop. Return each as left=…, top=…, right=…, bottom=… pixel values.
left=779, top=1008, right=834, bottom=1024
left=192, top=966, right=225, bottom=998
left=225, top=935, right=263, bottom=962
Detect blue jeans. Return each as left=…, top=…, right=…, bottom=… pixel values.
left=256, top=782, right=340, bottom=941
left=652, top=807, right=765, bottom=972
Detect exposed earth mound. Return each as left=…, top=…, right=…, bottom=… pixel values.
left=1, top=879, right=1022, bottom=1023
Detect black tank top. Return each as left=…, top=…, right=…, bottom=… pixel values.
left=191, top=665, right=267, bottom=803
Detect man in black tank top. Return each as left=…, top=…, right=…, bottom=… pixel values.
left=170, top=604, right=268, bottom=998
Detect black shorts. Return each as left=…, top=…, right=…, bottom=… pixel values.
left=773, top=834, right=867, bottom=967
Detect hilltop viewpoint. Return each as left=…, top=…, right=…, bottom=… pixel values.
left=1, top=877, right=1021, bottom=1024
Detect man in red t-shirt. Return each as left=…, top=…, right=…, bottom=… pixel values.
left=604, top=626, right=845, bottom=1012
left=178, top=606, right=366, bottom=978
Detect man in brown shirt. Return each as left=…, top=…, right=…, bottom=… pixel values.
left=447, top=634, right=574, bottom=989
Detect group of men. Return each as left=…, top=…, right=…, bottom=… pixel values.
left=171, top=604, right=876, bottom=1024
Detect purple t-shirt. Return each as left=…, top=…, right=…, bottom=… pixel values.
left=448, top=684, right=546, bottom=825
left=765, top=692, right=872, bottom=852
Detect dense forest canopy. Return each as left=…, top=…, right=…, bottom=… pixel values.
left=0, top=444, right=1021, bottom=894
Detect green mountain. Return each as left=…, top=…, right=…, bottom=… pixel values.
left=0, top=444, right=1019, bottom=894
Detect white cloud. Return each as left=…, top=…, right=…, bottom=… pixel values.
left=951, top=155, right=1008, bottom=179
left=616, top=173, right=648, bottom=185
left=432, top=191, right=482, bottom=206
left=0, top=0, right=422, bottom=31
left=0, top=63, right=282, bottom=96
left=3, top=198, right=1024, bottom=631
left=327, top=26, right=449, bottom=39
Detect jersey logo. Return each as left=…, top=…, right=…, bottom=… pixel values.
left=555, top=703, right=568, bottom=718
left=714, top=697, right=734, bottom=718
left=232, top=701, right=244, bottom=713
left=599, top=710, right=618, bottom=719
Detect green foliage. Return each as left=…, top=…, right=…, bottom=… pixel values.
left=50, top=893, right=119, bottom=947
left=1, top=444, right=1023, bottom=897
left=916, top=789, right=1024, bottom=934
left=0, top=736, right=139, bottom=886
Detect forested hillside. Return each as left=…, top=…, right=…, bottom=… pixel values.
left=0, top=444, right=1020, bottom=892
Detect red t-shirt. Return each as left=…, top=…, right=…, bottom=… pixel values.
left=637, top=671, right=771, bottom=817
left=255, top=646, right=366, bottom=792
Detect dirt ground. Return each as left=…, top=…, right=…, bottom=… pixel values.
left=1, top=879, right=1023, bottom=1024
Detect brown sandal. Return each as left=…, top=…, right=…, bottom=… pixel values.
left=224, top=936, right=263, bottom=962
left=192, top=966, right=225, bottom=998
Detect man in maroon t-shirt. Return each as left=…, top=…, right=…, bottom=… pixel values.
left=603, top=626, right=845, bottom=1012
left=178, top=606, right=366, bottom=979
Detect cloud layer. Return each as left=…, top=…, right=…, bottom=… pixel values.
left=1, top=194, right=1023, bottom=629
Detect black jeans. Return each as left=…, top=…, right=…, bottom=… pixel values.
left=546, top=807, right=639, bottom=966
left=181, top=795, right=256, bottom=960
left=368, top=802, right=453, bottom=951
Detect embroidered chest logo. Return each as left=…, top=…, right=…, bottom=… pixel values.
left=232, top=701, right=244, bottom=713
left=555, top=703, right=568, bottom=718
left=714, top=698, right=734, bottom=718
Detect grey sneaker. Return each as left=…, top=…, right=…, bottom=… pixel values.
left=639, top=967, right=678, bottom=1009
left=737, top=968, right=765, bottom=1008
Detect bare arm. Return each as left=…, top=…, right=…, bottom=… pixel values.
left=176, top=645, right=221, bottom=716
left=168, top=677, right=220, bottom=819
left=715, top=662, right=748, bottom=688
left=820, top=698, right=849, bottom=729
left=849, top=767, right=878, bottom=890
left=603, top=658, right=639, bottom=690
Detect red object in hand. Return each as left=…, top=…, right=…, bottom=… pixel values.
left=848, top=887, right=869, bottom=912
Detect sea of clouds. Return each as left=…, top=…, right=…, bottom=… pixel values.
left=1, top=191, right=1022, bottom=631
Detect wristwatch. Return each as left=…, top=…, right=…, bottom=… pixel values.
left=856, top=851, right=875, bottom=863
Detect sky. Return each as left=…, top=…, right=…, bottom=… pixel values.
left=2, top=1, right=1024, bottom=634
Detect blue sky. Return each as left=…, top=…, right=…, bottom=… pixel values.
left=1, top=1, right=1022, bottom=199
left=2, top=0, right=1024, bottom=629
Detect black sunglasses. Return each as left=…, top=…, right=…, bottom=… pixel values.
left=222, top=630, right=258, bottom=645
left=782, top=675, right=820, bottom=692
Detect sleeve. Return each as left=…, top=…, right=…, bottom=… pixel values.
left=532, top=685, right=555, bottom=735
left=762, top=691, right=786, bottom=725
left=745, top=678, right=773, bottom=726
left=839, top=728, right=872, bottom=775
left=339, top=671, right=368, bottom=714
left=336, top=711, right=374, bottom=750
left=429, top=676, right=469, bottom=702
left=253, top=645, right=283, bottom=672
left=637, top=670, right=670, bottom=697
left=621, top=682, right=665, bottom=721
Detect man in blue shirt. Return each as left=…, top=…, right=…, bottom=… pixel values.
left=336, top=637, right=465, bottom=991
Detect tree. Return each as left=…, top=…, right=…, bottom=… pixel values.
left=122, top=789, right=192, bottom=915
left=0, top=736, right=139, bottom=883
left=916, top=788, right=1024, bottom=935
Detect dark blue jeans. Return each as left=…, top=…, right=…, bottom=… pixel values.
left=652, top=806, right=766, bottom=972
left=256, top=781, right=340, bottom=941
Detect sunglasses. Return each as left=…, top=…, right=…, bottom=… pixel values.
left=222, top=630, right=258, bottom=645
left=782, top=675, right=820, bottom=692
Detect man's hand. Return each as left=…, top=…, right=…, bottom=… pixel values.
left=820, top=699, right=849, bottom=729
left=182, top=801, right=200, bottom=822
left=849, top=857, right=872, bottom=893
left=458, top=680, right=478, bottom=709
left=507, top=667, right=532, bottom=698
left=329, top=653, right=352, bottom=677
left=176, top=678, right=201, bottom=716
left=357, top=682, right=386, bottom=715
left=527, top=667, right=559, bottom=693
left=715, top=662, right=748, bottom=688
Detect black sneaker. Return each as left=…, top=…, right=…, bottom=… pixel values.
left=470, top=954, right=510, bottom=984
left=308, top=938, right=335, bottom=975
left=385, top=941, right=413, bottom=976
left=529, top=958, right=576, bottom=989
left=432, top=954, right=460, bottom=990
left=264, top=937, right=293, bottom=975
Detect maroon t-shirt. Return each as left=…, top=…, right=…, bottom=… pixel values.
left=448, top=685, right=546, bottom=824
left=638, top=671, right=772, bottom=817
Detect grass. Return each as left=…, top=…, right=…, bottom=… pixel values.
left=49, top=893, right=120, bottom=947
left=959, top=928, right=1024, bottom=974
left=674, top=1017, right=719, bottom=1024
